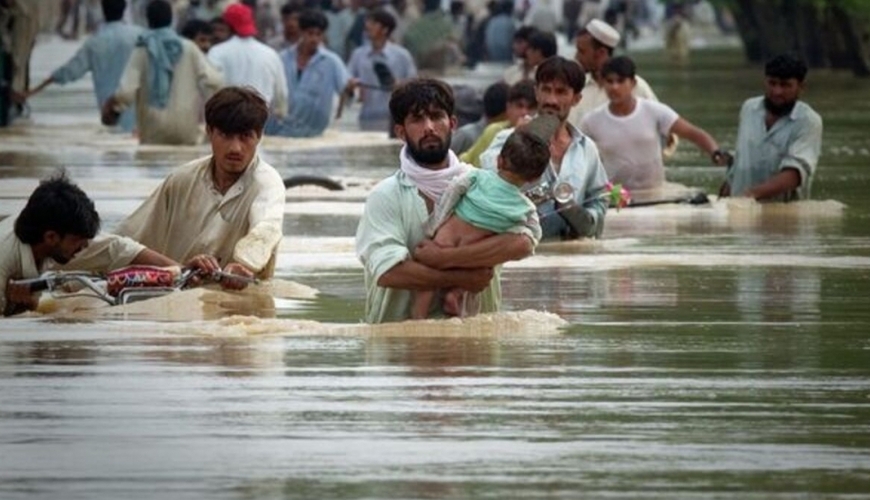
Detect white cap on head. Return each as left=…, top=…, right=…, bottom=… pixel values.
left=586, top=19, right=620, bottom=49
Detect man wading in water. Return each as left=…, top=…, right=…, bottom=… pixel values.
left=355, top=79, right=536, bottom=324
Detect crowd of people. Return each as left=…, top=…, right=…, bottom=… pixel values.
left=1, top=0, right=823, bottom=323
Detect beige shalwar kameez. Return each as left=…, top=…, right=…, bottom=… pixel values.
left=114, top=155, right=285, bottom=278
left=113, top=38, right=223, bottom=145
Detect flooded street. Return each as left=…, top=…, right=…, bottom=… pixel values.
left=2, top=38, right=870, bottom=498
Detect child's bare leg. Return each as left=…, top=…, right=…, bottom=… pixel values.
left=412, top=290, right=436, bottom=319
left=443, top=287, right=465, bottom=317
left=422, top=215, right=494, bottom=318
left=444, top=289, right=481, bottom=317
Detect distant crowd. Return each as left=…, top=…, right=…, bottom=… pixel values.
left=2, top=0, right=823, bottom=323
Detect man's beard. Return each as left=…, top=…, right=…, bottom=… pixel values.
left=49, top=250, right=72, bottom=265
left=407, top=134, right=452, bottom=166
left=764, top=96, right=797, bottom=117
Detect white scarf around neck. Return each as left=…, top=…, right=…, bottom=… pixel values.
left=399, top=145, right=470, bottom=202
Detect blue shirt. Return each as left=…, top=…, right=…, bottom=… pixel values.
left=266, top=46, right=349, bottom=138
left=484, top=14, right=515, bottom=63
left=347, top=41, right=417, bottom=131
left=51, top=21, right=143, bottom=132
left=729, top=96, right=823, bottom=201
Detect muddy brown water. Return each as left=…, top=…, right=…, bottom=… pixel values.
left=1, top=41, right=869, bottom=498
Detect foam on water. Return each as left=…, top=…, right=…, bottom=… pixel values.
left=30, top=279, right=320, bottom=323
left=160, top=309, right=568, bottom=338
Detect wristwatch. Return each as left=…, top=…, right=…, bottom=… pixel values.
left=711, top=149, right=733, bottom=166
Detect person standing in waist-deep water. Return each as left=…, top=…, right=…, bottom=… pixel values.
left=721, top=53, right=823, bottom=202
left=356, top=78, right=536, bottom=324
left=580, top=56, right=727, bottom=192
left=265, top=8, right=349, bottom=138
left=411, top=116, right=557, bottom=319
left=207, top=3, right=287, bottom=119
left=0, top=174, right=194, bottom=316
left=114, top=87, right=285, bottom=285
left=101, top=0, right=223, bottom=145
left=25, top=0, right=143, bottom=133
left=346, top=8, right=417, bottom=133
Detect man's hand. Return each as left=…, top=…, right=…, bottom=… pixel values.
left=186, top=254, right=221, bottom=274
left=458, top=268, right=494, bottom=293
left=5, top=280, right=38, bottom=315
left=183, top=254, right=220, bottom=287
left=219, top=263, right=255, bottom=291
left=10, top=90, right=28, bottom=104
left=413, top=239, right=446, bottom=269
left=711, top=149, right=733, bottom=167
left=100, top=96, right=120, bottom=126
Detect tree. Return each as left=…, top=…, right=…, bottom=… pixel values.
left=706, top=0, right=870, bottom=76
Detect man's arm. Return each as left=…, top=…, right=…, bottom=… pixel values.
left=579, top=142, right=610, bottom=237
left=413, top=233, right=534, bottom=270
left=742, top=109, right=822, bottom=200
left=129, top=248, right=177, bottom=267
left=669, top=117, right=719, bottom=157
left=743, top=168, right=801, bottom=201
left=233, top=166, right=285, bottom=275
left=271, top=52, right=289, bottom=118
left=195, top=45, right=224, bottom=101
left=357, top=182, right=494, bottom=294
left=378, top=259, right=493, bottom=293
left=112, top=48, right=144, bottom=109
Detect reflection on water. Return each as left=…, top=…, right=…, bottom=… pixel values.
left=1, top=45, right=870, bottom=497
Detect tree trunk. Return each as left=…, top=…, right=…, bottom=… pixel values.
left=729, top=0, right=763, bottom=62
left=829, top=4, right=870, bottom=77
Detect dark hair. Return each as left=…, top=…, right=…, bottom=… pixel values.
left=367, top=8, right=397, bottom=35
left=507, top=79, right=536, bottom=107
left=14, top=174, right=100, bottom=245
left=482, top=81, right=509, bottom=119
left=765, top=53, right=808, bottom=82
left=600, top=55, right=636, bottom=79
left=240, top=0, right=257, bottom=8
left=205, top=86, right=269, bottom=134
left=180, top=19, right=213, bottom=39
left=577, top=27, right=614, bottom=56
left=536, top=56, right=585, bottom=94
left=527, top=31, right=557, bottom=58
left=101, top=0, right=126, bottom=22
left=423, top=0, right=441, bottom=12
left=514, top=26, right=537, bottom=42
left=145, top=0, right=173, bottom=29
left=210, top=15, right=229, bottom=26
left=500, top=129, right=550, bottom=182
left=390, top=78, right=454, bottom=125
left=298, top=8, right=328, bottom=31
left=280, top=1, right=302, bottom=17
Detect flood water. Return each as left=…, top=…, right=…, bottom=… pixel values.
left=1, top=39, right=870, bottom=498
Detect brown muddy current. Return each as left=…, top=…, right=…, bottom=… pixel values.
left=1, top=39, right=869, bottom=499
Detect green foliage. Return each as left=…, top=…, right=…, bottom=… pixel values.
left=668, top=0, right=870, bottom=13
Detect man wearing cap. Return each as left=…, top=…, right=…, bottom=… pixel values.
left=567, top=19, right=658, bottom=127
left=101, top=0, right=223, bottom=144
left=208, top=3, right=288, bottom=118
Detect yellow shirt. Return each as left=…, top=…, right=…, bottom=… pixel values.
left=459, top=120, right=510, bottom=167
